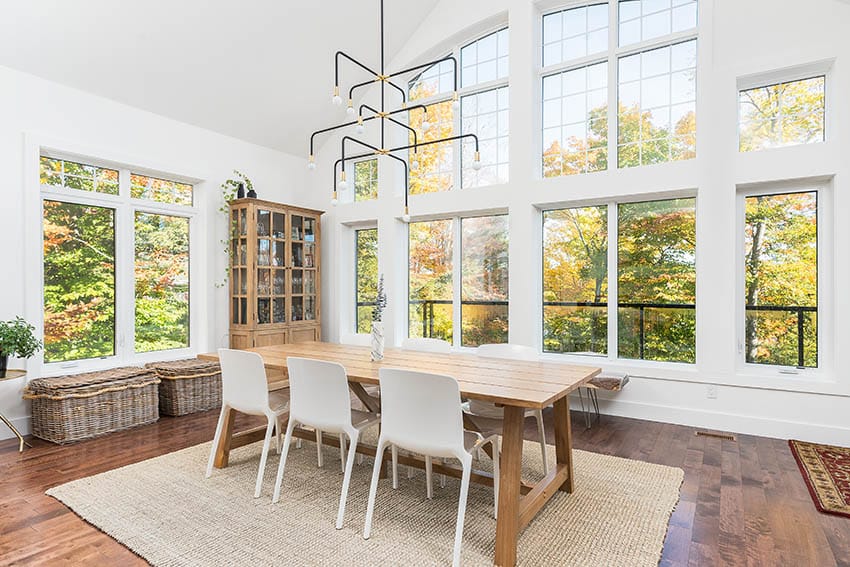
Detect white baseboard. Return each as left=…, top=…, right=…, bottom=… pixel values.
left=576, top=396, right=850, bottom=446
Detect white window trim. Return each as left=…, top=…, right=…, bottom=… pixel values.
left=538, top=1, right=699, bottom=179
left=24, top=134, right=207, bottom=377
left=353, top=224, right=379, bottom=335
left=734, top=178, right=834, bottom=382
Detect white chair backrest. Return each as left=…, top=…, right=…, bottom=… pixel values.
left=286, top=357, right=353, bottom=431
left=401, top=337, right=452, bottom=353
left=378, top=368, right=464, bottom=457
left=477, top=343, right=538, bottom=361
left=218, top=349, right=270, bottom=413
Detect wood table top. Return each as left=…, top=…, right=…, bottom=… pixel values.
left=198, top=342, right=600, bottom=409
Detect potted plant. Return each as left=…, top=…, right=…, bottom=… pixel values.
left=0, top=317, right=43, bottom=378
left=215, top=170, right=254, bottom=288
left=371, top=275, right=387, bottom=361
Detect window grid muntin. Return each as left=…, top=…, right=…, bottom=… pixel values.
left=542, top=3, right=609, bottom=67
left=461, top=28, right=509, bottom=89
left=618, top=0, right=698, bottom=47
left=39, top=156, right=119, bottom=195
left=354, top=159, right=379, bottom=202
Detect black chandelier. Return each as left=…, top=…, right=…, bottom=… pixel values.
left=307, top=0, right=481, bottom=221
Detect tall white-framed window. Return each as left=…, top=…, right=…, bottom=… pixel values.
left=39, top=152, right=198, bottom=369
left=737, top=182, right=829, bottom=372
left=407, top=214, right=509, bottom=347
left=543, top=195, right=696, bottom=364
left=408, top=26, right=510, bottom=193
left=354, top=226, right=379, bottom=333
left=540, top=1, right=698, bottom=177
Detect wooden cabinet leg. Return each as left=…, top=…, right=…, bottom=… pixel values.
left=495, top=405, right=524, bottom=567
left=552, top=396, right=574, bottom=493
left=213, top=408, right=236, bottom=469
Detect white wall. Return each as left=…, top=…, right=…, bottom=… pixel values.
left=311, top=0, right=850, bottom=445
left=0, top=64, right=305, bottom=439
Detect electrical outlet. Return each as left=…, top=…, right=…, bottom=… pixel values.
left=706, top=384, right=718, bottom=399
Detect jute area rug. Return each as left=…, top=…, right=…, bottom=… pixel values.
left=789, top=439, right=850, bottom=518
left=48, top=437, right=684, bottom=566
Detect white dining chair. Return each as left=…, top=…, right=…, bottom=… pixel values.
left=363, top=368, right=499, bottom=567
left=206, top=349, right=290, bottom=498
left=399, top=336, right=452, bottom=487
left=272, top=357, right=380, bottom=529
left=470, top=344, right=550, bottom=475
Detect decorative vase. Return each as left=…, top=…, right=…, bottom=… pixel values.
left=236, top=182, right=245, bottom=199
left=246, top=187, right=257, bottom=198
left=370, top=321, right=384, bottom=362
left=0, top=353, right=7, bottom=378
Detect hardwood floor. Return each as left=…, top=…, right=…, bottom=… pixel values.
left=0, top=408, right=847, bottom=566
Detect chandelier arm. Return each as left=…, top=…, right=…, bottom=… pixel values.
left=387, top=54, right=459, bottom=90
left=335, top=50, right=379, bottom=86
left=388, top=132, right=480, bottom=153
left=309, top=115, right=380, bottom=155
left=340, top=136, right=382, bottom=170
left=333, top=152, right=374, bottom=187
left=359, top=104, right=418, bottom=149
left=348, top=78, right=407, bottom=105
left=379, top=151, right=410, bottom=210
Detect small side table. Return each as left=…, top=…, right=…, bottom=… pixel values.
left=1, top=370, right=30, bottom=452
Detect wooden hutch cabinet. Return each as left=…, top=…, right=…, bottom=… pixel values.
left=228, top=198, right=323, bottom=348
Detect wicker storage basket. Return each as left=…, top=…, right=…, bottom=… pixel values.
left=145, top=358, right=222, bottom=416
left=23, top=367, right=160, bottom=444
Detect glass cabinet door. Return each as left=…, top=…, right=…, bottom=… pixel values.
left=230, top=206, right=249, bottom=325
left=289, top=212, right=318, bottom=323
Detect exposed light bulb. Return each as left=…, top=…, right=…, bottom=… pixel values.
left=356, top=119, right=365, bottom=134
left=337, top=179, right=347, bottom=190
left=451, top=92, right=460, bottom=110
left=402, top=206, right=411, bottom=222
left=331, top=191, right=338, bottom=206
left=346, top=101, right=355, bottom=116
left=307, top=155, right=316, bottom=170
left=332, top=86, right=342, bottom=106
left=472, top=150, right=482, bottom=170
left=410, top=158, right=419, bottom=170
left=421, top=119, right=431, bottom=132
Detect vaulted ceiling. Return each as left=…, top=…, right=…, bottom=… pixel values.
left=0, top=0, right=440, bottom=156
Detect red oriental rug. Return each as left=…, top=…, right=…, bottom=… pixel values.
left=789, top=439, right=850, bottom=518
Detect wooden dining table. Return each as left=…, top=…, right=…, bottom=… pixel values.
left=198, top=342, right=600, bottom=567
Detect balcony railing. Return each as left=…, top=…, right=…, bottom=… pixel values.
left=358, top=299, right=817, bottom=366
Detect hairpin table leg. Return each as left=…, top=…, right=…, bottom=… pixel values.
left=0, top=412, right=29, bottom=452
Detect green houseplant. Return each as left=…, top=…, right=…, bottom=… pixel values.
left=0, top=317, right=42, bottom=378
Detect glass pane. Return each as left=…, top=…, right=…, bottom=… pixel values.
left=355, top=228, right=379, bottom=333
left=618, top=198, right=696, bottom=362
left=273, top=241, right=284, bottom=267
left=304, top=270, right=316, bottom=294
left=462, top=86, right=509, bottom=188
left=354, top=159, right=379, bottom=202
left=273, top=269, right=285, bottom=295
left=257, top=209, right=271, bottom=237
left=292, top=296, right=304, bottom=321
left=258, top=239, right=270, bottom=266
left=239, top=209, right=247, bottom=235
left=43, top=200, right=116, bottom=362
left=618, top=40, right=697, bottom=168
left=134, top=213, right=190, bottom=353
left=258, top=298, right=270, bottom=324
left=461, top=28, right=509, bottom=88
left=619, top=0, right=697, bottom=46
left=40, top=157, right=119, bottom=195
left=292, top=242, right=303, bottom=267
left=304, top=296, right=316, bottom=321
left=304, top=242, right=316, bottom=268
left=542, top=206, right=608, bottom=354
left=409, top=219, right=453, bottom=341
left=273, top=298, right=286, bottom=323
left=460, top=216, right=509, bottom=346
left=543, top=4, right=608, bottom=66
left=130, top=173, right=193, bottom=205
left=239, top=268, right=247, bottom=294
left=291, top=215, right=303, bottom=240
left=409, top=58, right=454, bottom=101
left=272, top=212, right=285, bottom=238
left=409, top=100, right=454, bottom=195
left=257, top=269, right=270, bottom=296
left=232, top=298, right=239, bottom=325
left=744, top=191, right=817, bottom=367
left=292, top=269, right=303, bottom=294
left=240, top=298, right=247, bottom=325
left=304, top=217, right=316, bottom=241
left=739, top=76, right=825, bottom=152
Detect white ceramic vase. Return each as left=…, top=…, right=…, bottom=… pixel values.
left=370, top=321, right=384, bottom=361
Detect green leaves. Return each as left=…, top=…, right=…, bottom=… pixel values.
left=0, top=317, right=43, bottom=359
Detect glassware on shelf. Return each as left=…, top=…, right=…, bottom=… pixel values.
left=258, top=239, right=270, bottom=266
left=292, top=242, right=303, bottom=267
left=257, top=269, right=271, bottom=295
left=304, top=242, right=315, bottom=268
left=291, top=296, right=303, bottom=321
left=257, top=209, right=270, bottom=237
left=304, top=217, right=315, bottom=242
left=291, top=215, right=303, bottom=240
left=304, top=296, right=316, bottom=321
left=258, top=298, right=271, bottom=324
left=273, top=298, right=286, bottom=323
left=292, top=269, right=303, bottom=294
left=273, top=241, right=284, bottom=266
left=304, top=271, right=315, bottom=294
left=272, top=212, right=285, bottom=239
left=239, top=209, right=247, bottom=235
left=273, top=269, right=285, bottom=294
left=240, top=268, right=247, bottom=294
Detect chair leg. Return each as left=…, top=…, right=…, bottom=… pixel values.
left=335, top=430, right=359, bottom=529
left=272, top=419, right=298, bottom=503
left=440, top=471, right=446, bottom=489
left=452, top=453, right=473, bottom=567
left=274, top=415, right=282, bottom=455
left=363, top=437, right=389, bottom=540
left=425, top=455, right=434, bottom=499
left=391, top=444, right=399, bottom=489
left=339, top=434, right=347, bottom=473
left=316, top=429, right=324, bottom=468
left=534, top=409, right=549, bottom=475
left=407, top=464, right=414, bottom=479
left=254, top=417, right=276, bottom=498
left=491, top=437, right=500, bottom=519
left=205, top=405, right=229, bottom=478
